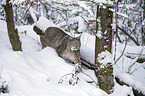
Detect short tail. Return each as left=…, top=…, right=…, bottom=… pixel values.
left=33, top=25, right=44, bottom=36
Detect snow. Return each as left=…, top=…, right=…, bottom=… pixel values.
left=1, top=0, right=145, bottom=95
left=0, top=20, right=105, bottom=96
left=34, top=16, right=81, bottom=38
left=78, top=1, right=94, bottom=16
left=29, top=8, right=58, bottom=32
left=109, top=8, right=129, bottom=18
left=35, top=16, right=58, bottom=32
left=80, top=33, right=95, bottom=64
left=113, top=43, right=145, bottom=85
left=29, top=7, right=40, bottom=23
left=96, top=30, right=103, bottom=39
left=1, top=0, right=6, bottom=5
left=111, top=83, right=134, bottom=96
left=113, top=42, right=145, bottom=95
left=97, top=50, right=113, bottom=67
left=95, top=17, right=103, bottom=39
left=1, top=14, right=145, bottom=96
left=142, top=20, right=145, bottom=25
left=94, top=0, right=113, bottom=5
left=118, top=4, right=136, bottom=9
left=115, top=72, right=145, bottom=95
left=17, top=25, right=42, bottom=53
left=116, top=12, right=128, bottom=18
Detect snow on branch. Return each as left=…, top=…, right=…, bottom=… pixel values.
left=109, top=8, right=128, bottom=18
left=82, top=0, right=113, bottom=6
left=35, top=16, right=58, bottom=31
left=115, top=72, right=145, bottom=95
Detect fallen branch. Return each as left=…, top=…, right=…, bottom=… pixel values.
left=115, top=72, right=145, bottom=96
left=81, top=58, right=95, bottom=70
left=115, top=76, right=145, bottom=96
left=125, top=52, right=145, bottom=63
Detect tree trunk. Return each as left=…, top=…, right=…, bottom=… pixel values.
left=142, top=0, right=145, bottom=45
left=3, top=0, right=22, bottom=51
left=144, top=0, right=145, bottom=19
left=94, top=5, right=114, bottom=94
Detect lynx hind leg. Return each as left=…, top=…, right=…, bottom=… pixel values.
left=40, top=36, right=47, bottom=49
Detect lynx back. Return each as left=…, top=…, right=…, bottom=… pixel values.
left=39, top=27, right=81, bottom=65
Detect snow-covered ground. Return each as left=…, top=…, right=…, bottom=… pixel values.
left=0, top=19, right=145, bottom=96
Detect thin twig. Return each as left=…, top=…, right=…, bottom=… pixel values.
left=114, top=38, right=128, bottom=65
left=15, top=5, right=32, bottom=25
left=114, top=1, right=118, bottom=61
left=81, top=71, right=98, bottom=86
left=80, top=16, right=96, bottom=35
left=130, top=65, right=143, bottom=75
left=128, top=47, right=145, bottom=73
left=118, top=26, right=140, bottom=46
left=58, top=70, right=98, bottom=86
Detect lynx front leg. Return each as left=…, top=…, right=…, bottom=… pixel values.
left=74, top=51, right=81, bottom=65
left=40, top=36, right=47, bottom=49
left=73, top=51, right=82, bottom=73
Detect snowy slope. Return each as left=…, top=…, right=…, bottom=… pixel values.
left=0, top=19, right=144, bottom=96
left=0, top=20, right=106, bottom=96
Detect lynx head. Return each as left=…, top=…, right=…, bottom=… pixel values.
left=68, top=37, right=81, bottom=51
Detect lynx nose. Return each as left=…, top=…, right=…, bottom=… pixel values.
left=71, top=46, right=79, bottom=51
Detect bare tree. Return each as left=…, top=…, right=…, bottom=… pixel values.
left=2, top=0, right=22, bottom=51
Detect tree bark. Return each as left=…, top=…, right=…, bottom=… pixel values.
left=3, top=0, right=22, bottom=51
left=95, top=5, right=114, bottom=94
left=142, top=0, right=145, bottom=45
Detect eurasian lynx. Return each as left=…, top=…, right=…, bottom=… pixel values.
left=33, top=26, right=81, bottom=65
